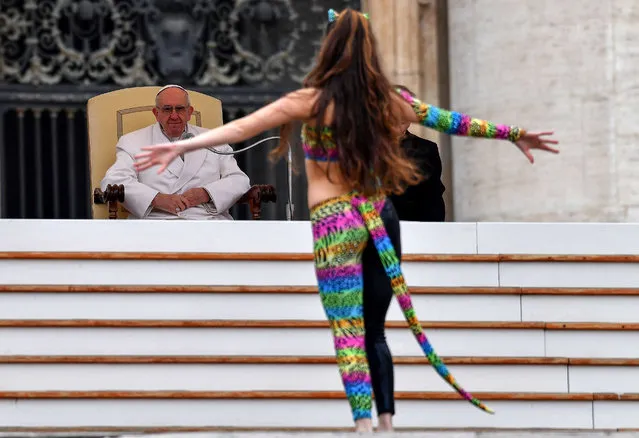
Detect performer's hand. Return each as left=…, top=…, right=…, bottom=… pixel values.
left=514, top=131, right=560, bottom=164
left=182, top=188, right=211, bottom=208
left=134, top=142, right=181, bottom=173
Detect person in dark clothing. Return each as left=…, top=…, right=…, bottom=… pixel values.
left=389, top=85, right=446, bottom=222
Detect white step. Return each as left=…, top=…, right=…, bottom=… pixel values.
left=497, top=262, right=639, bottom=288
left=0, top=432, right=636, bottom=437
left=3, top=323, right=639, bottom=358
left=0, top=258, right=500, bottom=287
left=3, top=358, right=639, bottom=394
left=476, top=223, right=639, bottom=255
left=4, top=252, right=639, bottom=288
left=0, top=220, right=480, bottom=254
left=0, top=325, right=541, bottom=357
left=94, top=432, right=639, bottom=438
left=3, top=220, right=639, bottom=256
left=521, top=295, right=639, bottom=323
left=1, top=290, right=639, bottom=323
left=0, top=397, right=624, bottom=429
left=0, top=292, right=520, bottom=322
left=0, top=362, right=566, bottom=393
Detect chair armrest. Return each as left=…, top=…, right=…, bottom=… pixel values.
left=235, top=184, right=277, bottom=220
left=94, top=184, right=277, bottom=220
left=93, top=184, right=125, bottom=220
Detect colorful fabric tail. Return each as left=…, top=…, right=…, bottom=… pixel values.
left=350, top=195, right=494, bottom=415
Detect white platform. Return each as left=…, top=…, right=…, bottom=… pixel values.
left=1, top=220, right=639, bottom=431
left=2, top=220, right=639, bottom=254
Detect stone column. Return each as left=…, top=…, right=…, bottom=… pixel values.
left=416, top=0, right=454, bottom=220
left=364, top=0, right=455, bottom=220
left=363, top=0, right=395, bottom=78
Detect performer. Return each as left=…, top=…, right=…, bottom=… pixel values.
left=134, top=8, right=559, bottom=432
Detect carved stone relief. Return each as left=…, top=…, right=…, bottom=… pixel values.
left=0, top=0, right=360, bottom=87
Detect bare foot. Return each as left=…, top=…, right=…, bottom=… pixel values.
left=377, top=413, right=393, bottom=432
left=355, top=418, right=374, bottom=433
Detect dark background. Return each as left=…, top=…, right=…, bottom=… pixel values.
left=0, top=0, right=361, bottom=220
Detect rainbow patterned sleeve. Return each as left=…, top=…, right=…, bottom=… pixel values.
left=396, top=88, right=525, bottom=142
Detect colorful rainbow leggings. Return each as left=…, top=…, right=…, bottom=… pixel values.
left=310, top=193, right=494, bottom=420
left=309, top=192, right=389, bottom=421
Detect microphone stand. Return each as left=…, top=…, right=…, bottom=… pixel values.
left=286, top=146, right=294, bottom=221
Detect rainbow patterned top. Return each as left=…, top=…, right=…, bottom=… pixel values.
left=301, top=89, right=524, bottom=162
left=301, top=124, right=338, bottom=162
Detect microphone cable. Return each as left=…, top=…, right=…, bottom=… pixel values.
left=204, top=135, right=283, bottom=156
left=202, top=136, right=294, bottom=220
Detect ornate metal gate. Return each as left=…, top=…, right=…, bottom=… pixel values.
left=0, top=0, right=360, bottom=220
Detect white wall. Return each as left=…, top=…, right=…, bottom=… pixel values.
left=447, top=0, right=639, bottom=222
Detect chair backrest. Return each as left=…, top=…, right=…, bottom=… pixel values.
left=86, top=86, right=223, bottom=219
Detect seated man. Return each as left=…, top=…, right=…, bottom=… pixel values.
left=101, top=84, right=250, bottom=220
left=389, top=85, right=446, bottom=222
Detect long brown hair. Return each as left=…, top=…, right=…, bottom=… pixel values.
left=271, top=8, right=422, bottom=196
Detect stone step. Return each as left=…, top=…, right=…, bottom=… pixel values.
left=0, top=391, right=637, bottom=429
left=1, top=355, right=638, bottom=394
left=2, top=320, right=639, bottom=358
left=2, top=430, right=639, bottom=437
left=3, top=285, right=639, bottom=323
left=2, top=251, right=639, bottom=288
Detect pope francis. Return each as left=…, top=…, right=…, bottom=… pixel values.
left=101, top=85, right=251, bottom=220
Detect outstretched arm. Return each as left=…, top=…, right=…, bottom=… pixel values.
left=394, top=89, right=559, bottom=163
left=135, top=88, right=315, bottom=173
left=395, top=88, right=524, bottom=142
